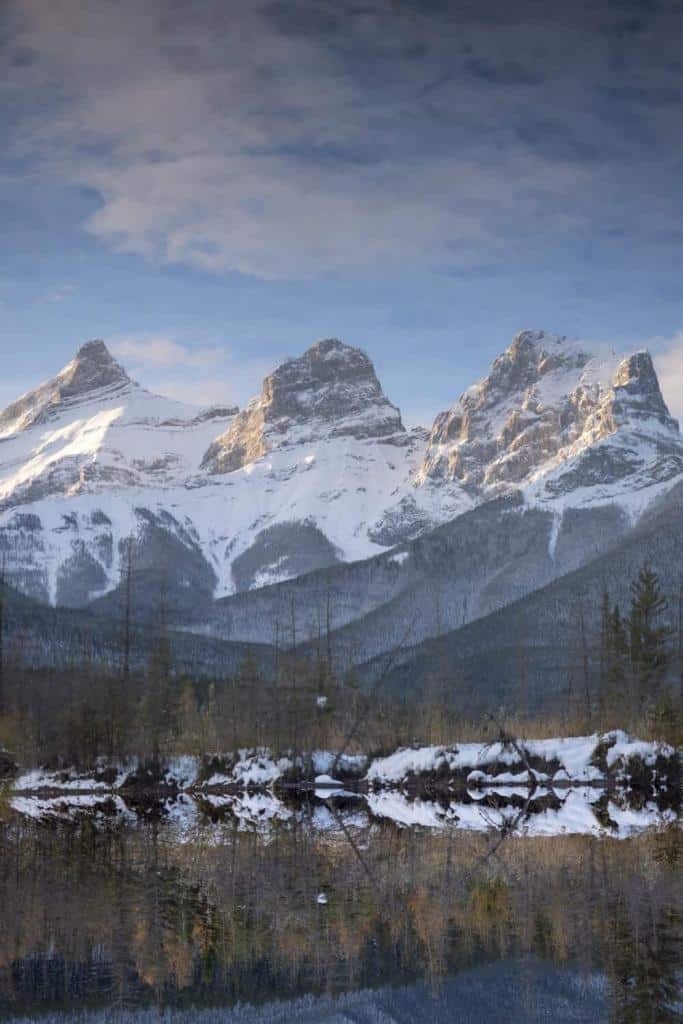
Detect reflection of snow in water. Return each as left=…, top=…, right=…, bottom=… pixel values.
left=10, top=786, right=676, bottom=840
left=8, top=732, right=678, bottom=839
left=10, top=794, right=134, bottom=824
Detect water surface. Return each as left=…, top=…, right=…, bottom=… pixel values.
left=0, top=791, right=680, bottom=1022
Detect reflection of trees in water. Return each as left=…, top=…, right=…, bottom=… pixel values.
left=0, top=822, right=680, bottom=1019
left=608, top=901, right=681, bottom=1024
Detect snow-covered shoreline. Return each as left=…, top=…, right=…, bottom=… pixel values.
left=7, top=731, right=679, bottom=797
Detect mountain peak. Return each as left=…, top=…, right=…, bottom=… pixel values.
left=60, top=339, right=130, bottom=397
left=202, top=338, right=404, bottom=474
left=0, top=339, right=132, bottom=439
left=292, top=336, right=376, bottom=370
left=419, top=329, right=682, bottom=497
left=267, top=338, right=393, bottom=414
left=611, top=349, right=678, bottom=431
left=486, top=330, right=591, bottom=391
left=75, top=338, right=111, bottom=359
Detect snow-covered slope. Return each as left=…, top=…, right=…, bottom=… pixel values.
left=1, top=330, right=681, bottom=611
left=0, top=340, right=237, bottom=505
left=0, top=339, right=465, bottom=604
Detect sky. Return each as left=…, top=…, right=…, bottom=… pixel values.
left=1, top=0, right=683, bottom=427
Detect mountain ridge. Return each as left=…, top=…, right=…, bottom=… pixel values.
left=0, top=330, right=680, bottom=628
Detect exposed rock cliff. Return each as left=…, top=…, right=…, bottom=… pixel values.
left=418, top=330, right=682, bottom=508
left=202, top=338, right=404, bottom=473
left=0, top=340, right=131, bottom=439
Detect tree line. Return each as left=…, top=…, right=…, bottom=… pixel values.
left=0, top=549, right=681, bottom=770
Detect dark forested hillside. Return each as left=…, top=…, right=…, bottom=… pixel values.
left=358, top=484, right=683, bottom=712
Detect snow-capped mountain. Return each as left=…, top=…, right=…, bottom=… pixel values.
left=0, top=330, right=681, bottom=613
left=419, top=329, right=683, bottom=515
left=0, top=340, right=238, bottom=505
left=0, top=338, right=462, bottom=606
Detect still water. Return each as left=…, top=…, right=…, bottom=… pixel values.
left=0, top=790, right=680, bottom=1022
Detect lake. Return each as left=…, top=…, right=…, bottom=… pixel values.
left=0, top=788, right=680, bottom=1022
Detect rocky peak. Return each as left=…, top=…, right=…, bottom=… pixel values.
left=483, top=330, right=590, bottom=394
left=419, top=330, right=682, bottom=496
left=263, top=338, right=401, bottom=427
left=202, top=338, right=404, bottom=474
left=611, top=351, right=678, bottom=429
left=0, top=339, right=132, bottom=439
left=60, top=340, right=131, bottom=398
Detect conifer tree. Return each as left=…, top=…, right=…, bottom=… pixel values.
left=599, top=588, right=629, bottom=714
left=627, top=564, right=671, bottom=708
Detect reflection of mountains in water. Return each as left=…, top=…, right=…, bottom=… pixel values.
left=9, top=786, right=679, bottom=838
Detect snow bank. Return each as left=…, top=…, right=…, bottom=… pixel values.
left=364, top=733, right=677, bottom=789
left=10, top=733, right=678, bottom=799
left=14, top=767, right=115, bottom=793
left=204, top=751, right=294, bottom=789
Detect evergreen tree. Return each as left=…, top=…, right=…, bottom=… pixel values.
left=599, top=588, right=624, bottom=711
left=609, top=901, right=681, bottom=1024
left=600, top=600, right=628, bottom=713
left=627, top=565, right=671, bottom=709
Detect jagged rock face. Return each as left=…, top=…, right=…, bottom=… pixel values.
left=202, top=338, right=404, bottom=473
left=611, top=351, right=678, bottom=429
left=0, top=340, right=130, bottom=438
left=57, top=339, right=130, bottom=399
left=419, top=330, right=683, bottom=501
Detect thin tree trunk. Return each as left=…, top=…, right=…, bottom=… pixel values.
left=122, top=536, right=133, bottom=680
left=0, top=554, right=5, bottom=714
left=325, top=587, right=333, bottom=682
left=579, top=602, right=592, bottom=729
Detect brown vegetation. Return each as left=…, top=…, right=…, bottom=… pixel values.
left=0, top=563, right=680, bottom=771
left=0, top=820, right=679, bottom=1018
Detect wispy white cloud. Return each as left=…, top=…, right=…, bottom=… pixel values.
left=150, top=376, right=246, bottom=409
left=653, top=331, right=683, bottom=424
left=109, top=332, right=276, bottom=409
left=110, top=334, right=219, bottom=371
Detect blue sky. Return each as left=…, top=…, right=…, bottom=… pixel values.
left=1, top=0, right=682, bottom=426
